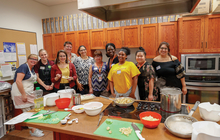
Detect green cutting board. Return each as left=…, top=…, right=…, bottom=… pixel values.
left=94, top=119, right=144, bottom=140
left=24, top=110, right=70, bottom=124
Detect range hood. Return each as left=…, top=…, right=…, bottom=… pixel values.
left=78, top=0, right=201, bottom=21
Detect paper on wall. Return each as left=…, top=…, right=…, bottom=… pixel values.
left=0, top=51, right=5, bottom=64
left=18, top=55, right=26, bottom=66
left=1, top=64, right=13, bottom=77
left=17, top=43, right=26, bottom=55
left=30, top=44, right=38, bottom=55
left=3, top=42, right=17, bottom=62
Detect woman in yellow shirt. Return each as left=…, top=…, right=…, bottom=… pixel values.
left=108, top=47, right=140, bottom=99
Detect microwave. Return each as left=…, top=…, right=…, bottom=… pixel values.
left=181, top=54, right=220, bottom=75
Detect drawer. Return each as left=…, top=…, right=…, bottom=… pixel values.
left=0, top=125, right=4, bottom=138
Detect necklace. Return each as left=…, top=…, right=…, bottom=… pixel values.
left=137, top=61, right=146, bottom=70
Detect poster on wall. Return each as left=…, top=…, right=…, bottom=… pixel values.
left=0, top=51, right=5, bottom=64
left=3, top=42, right=16, bottom=62
left=30, top=44, right=38, bottom=55
left=16, top=43, right=26, bottom=55
left=18, top=55, right=26, bottom=66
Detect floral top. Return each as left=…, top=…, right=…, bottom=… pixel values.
left=136, top=62, right=159, bottom=101
left=73, top=56, right=94, bottom=85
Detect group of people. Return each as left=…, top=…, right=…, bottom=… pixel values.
left=11, top=41, right=187, bottom=137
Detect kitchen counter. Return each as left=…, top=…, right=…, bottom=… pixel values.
left=19, top=97, right=219, bottom=140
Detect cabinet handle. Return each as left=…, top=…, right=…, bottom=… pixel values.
left=201, top=42, right=203, bottom=48
left=206, top=42, right=207, bottom=48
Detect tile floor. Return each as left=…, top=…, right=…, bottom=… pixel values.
left=1, top=129, right=53, bottom=140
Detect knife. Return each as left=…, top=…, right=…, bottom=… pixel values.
left=97, top=112, right=104, bottom=126
left=28, top=111, right=57, bottom=119
left=131, top=122, right=145, bottom=140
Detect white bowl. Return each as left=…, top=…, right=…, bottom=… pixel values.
left=43, top=93, right=59, bottom=106
left=199, top=102, right=220, bottom=122
left=83, top=102, right=103, bottom=116
left=72, top=105, right=85, bottom=113
left=57, top=89, right=75, bottom=98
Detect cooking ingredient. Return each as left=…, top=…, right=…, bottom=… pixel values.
left=52, top=118, right=59, bottom=122
left=109, top=130, right=112, bottom=134
left=115, top=98, right=133, bottom=104
left=119, top=127, right=132, bottom=136
left=106, top=120, right=113, bottom=125
left=169, top=122, right=193, bottom=134
left=142, top=115, right=159, bottom=121
left=77, top=108, right=84, bottom=110
left=34, top=87, right=44, bottom=111
left=106, top=127, right=110, bottom=131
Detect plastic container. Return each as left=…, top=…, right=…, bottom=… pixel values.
left=43, top=93, right=59, bottom=106
left=139, top=111, right=162, bottom=128
left=199, top=102, right=220, bottom=122
left=34, top=87, right=44, bottom=111
left=84, top=102, right=103, bottom=116
left=55, top=98, right=71, bottom=109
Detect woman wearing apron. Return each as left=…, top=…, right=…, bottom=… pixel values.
left=34, top=49, right=54, bottom=95
left=108, top=47, right=140, bottom=99
left=11, top=54, right=48, bottom=137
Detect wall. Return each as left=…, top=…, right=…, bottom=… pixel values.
left=0, top=0, right=50, bottom=51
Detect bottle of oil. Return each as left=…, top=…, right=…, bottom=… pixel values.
left=34, top=87, right=44, bottom=111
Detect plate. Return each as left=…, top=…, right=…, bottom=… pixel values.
left=62, top=76, right=70, bottom=79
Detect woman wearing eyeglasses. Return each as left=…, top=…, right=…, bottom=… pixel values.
left=152, top=42, right=187, bottom=95
left=51, top=50, right=77, bottom=92
left=73, top=45, right=94, bottom=94
left=11, top=54, right=49, bottom=137
left=34, top=49, right=54, bottom=95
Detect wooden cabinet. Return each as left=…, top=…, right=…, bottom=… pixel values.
left=54, top=33, right=65, bottom=57
left=122, top=25, right=140, bottom=48
left=106, top=27, right=122, bottom=48
left=76, top=30, right=91, bottom=56
left=65, top=31, right=77, bottom=53
left=43, top=34, right=55, bottom=60
left=90, top=29, right=106, bottom=49
left=178, top=16, right=205, bottom=53
left=158, top=22, right=178, bottom=57
left=141, top=24, right=158, bottom=58
left=204, top=15, right=220, bottom=52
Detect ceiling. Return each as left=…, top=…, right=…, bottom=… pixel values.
left=33, top=0, right=77, bottom=6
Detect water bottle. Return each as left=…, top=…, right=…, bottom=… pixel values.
left=34, top=87, right=44, bottom=111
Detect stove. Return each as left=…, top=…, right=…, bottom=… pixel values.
left=103, top=101, right=189, bottom=123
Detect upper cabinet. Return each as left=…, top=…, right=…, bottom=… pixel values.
left=43, top=34, right=55, bottom=60
left=90, top=29, right=106, bottom=50
left=76, top=30, right=91, bottom=56
left=204, top=14, right=220, bottom=52
left=178, top=16, right=204, bottom=53
left=54, top=33, right=65, bottom=54
left=141, top=24, right=158, bottom=58
left=65, top=31, right=77, bottom=53
left=158, top=22, right=178, bottom=57
left=122, top=25, right=140, bottom=48
left=105, top=27, right=122, bottom=48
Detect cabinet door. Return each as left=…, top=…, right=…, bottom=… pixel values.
left=106, top=27, right=122, bottom=48
left=204, top=15, right=220, bottom=52
left=65, top=31, right=77, bottom=53
left=43, top=34, right=55, bottom=60
left=90, top=29, right=106, bottom=49
left=54, top=33, right=65, bottom=55
left=76, top=31, right=91, bottom=56
left=178, top=16, right=204, bottom=53
left=158, top=22, right=178, bottom=57
left=141, top=24, right=158, bottom=58
left=122, top=25, right=140, bottom=48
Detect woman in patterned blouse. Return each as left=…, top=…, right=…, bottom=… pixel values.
left=73, top=45, right=94, bottom=94
left=136, top=47, right=159, bottom=101
left=88, top=50, right=108, bottom=97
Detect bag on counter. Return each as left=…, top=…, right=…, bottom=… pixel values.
left=0, top=81, right=11, bottom=91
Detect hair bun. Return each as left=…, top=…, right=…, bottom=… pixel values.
left=139, top=47, right=145, bottom=51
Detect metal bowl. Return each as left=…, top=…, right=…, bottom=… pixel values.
left=114, top=97, right=135, bottom=107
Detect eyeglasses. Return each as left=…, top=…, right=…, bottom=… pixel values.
left=29, top=58, right=38, bottom=61
left=79, top=49, right=86, bottom=52
left=65, top=46, right=72, bottom=49
left=160, top=47, right=168, bottom=50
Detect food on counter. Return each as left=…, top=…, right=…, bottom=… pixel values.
left=169, top=122, right=193, bottom=134
left=119, top=127, right=132, bottom=136
left=115, top=98, right=133, bottom=104
left=109, top=130, right=112, bottom=134
left=76, top=107, right=84, bottom=110
left=81, top=94, right=95, bottom=101
left=106, top=127, right=110, bottom=131
left=106, top=120, right=113, bottom=125
left=142, top=115, right=159, bottom=121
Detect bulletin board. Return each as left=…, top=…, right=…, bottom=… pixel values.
left=0, top=28, right=37, bottom=68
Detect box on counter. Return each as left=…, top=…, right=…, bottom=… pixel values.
left=42, top=19, right=47, bottom=34
left=46, top=18, right=51, bottom=34
left=73, top=14, right=78, bottom=31
left=63, top=15, right=68, bottom=32
left=55, top=17, right=59, bottom=33
left=50, top=17, right=55, bottom=33
left=68, top=14, right=74, bottom=31
left=59, top=16, right=64, bottom=32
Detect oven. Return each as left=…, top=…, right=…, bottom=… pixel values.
left=181, top=54, right=220, bottom=104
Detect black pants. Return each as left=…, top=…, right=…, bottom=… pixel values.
left=76, top=85, right=89, bottom=95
